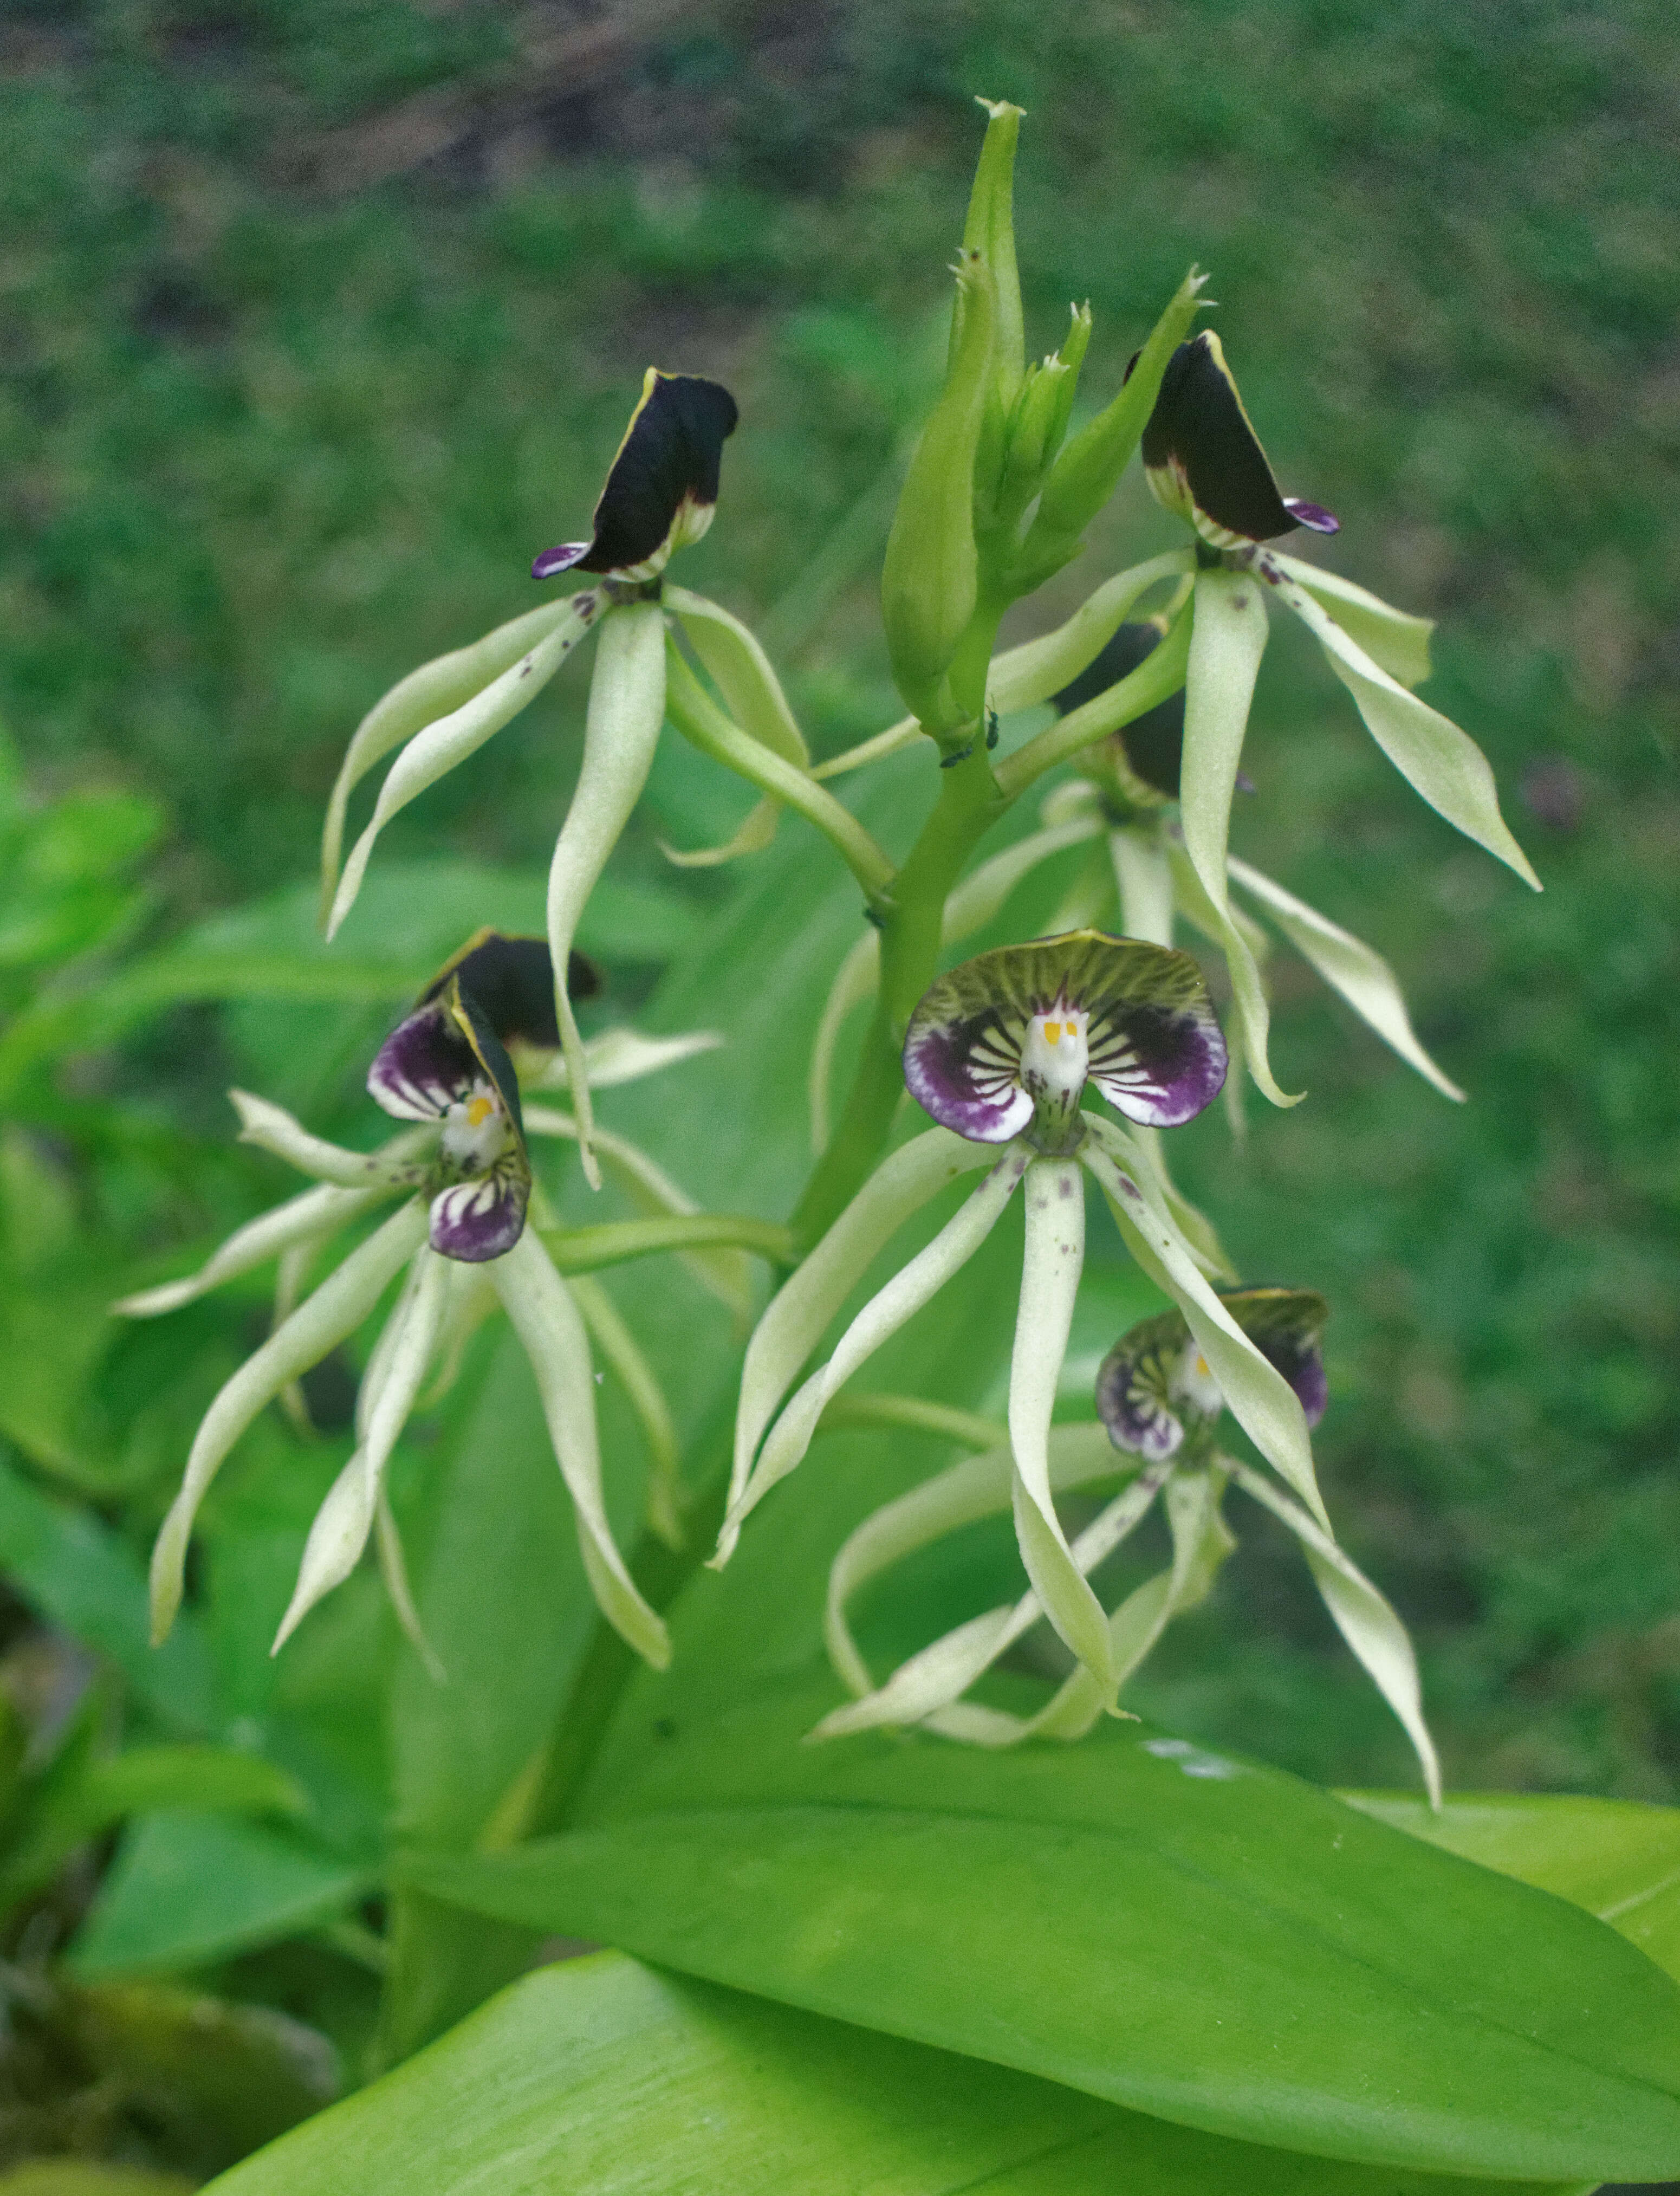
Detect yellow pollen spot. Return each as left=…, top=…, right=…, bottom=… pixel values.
left=466, top=1094, right=495, bottom=1128
left=1044, top=1020, right=1062, bottom=1045
left=1194, top=1354, right=1210, bottom=1379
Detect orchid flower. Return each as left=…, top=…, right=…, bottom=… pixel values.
left=809, top=1285, right=1440, bottom=1804
left=319, top=367, right=893, bottom=1186
left=118, top=932, right=723, bottom=1673
left=716, top=929, right=1332, bottom=1712
left=1130, top=328, right=1537, bottom=1105
left=318, top=372, right=738, bottom=1183
left=1038, top=618, right=1468, bottom=1117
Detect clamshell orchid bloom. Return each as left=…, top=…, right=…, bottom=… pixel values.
left=116, top=932, right=724, bottom=1675
left=317, top=366, right=891, bottom=1189
left=1036, top=621, right=1467, bottom=1108
left=1121, top=329, right=1538, bottom=1110
left=810, top=1287, right=1440, bottom=1805
left=719, top=929, right=1338, bottom=1713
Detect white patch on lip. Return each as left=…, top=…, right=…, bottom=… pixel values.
left=1019, top=1005, right=1090, bottom=1111
left=1171, top=1343, right=1225, bottom=1422
left=439, top=1084, right=510, bottom=1174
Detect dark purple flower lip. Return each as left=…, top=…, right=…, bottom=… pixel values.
left=1137, top=333, right=1338, bottom=548
left=903, top=929, right=1227, bottom=1148
left=532, top=370, right=739, bottom=583
left=418, top=929, right=598, bottom=1055
left=1096, top=1286, right=1329, bottom=1457
left=368, top=975, right=534, bottom=1262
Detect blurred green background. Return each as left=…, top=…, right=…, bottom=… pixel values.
left=2, top=0, right=1678, bottom=2003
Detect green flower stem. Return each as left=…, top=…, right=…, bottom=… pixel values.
left=994, top=605, right=1191, bottom=798
left=664, top=645, right=896, bottom=912
left=541, top=1214, right=794, bottom=1274
left=792, top=737, right=1007, bottom=1251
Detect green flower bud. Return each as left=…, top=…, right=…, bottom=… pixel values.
left=881, top=247, right=997, bottom=728
left=962, top=99, right=1027, bottom=407
left=1018, top=267, right=1208, bottom=590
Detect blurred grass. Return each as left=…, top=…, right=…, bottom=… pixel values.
left=2, top=0, right=1677, bottom=1798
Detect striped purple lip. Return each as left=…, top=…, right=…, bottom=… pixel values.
left=903, top=930, right=1227, bottom=1151
left=1097, top=1287, right=1330, bottom=1457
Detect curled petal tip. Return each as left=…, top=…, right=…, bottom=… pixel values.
left=532, top=541, right=592, bottom=581
left=1283, top=497, right=1339, bottom=535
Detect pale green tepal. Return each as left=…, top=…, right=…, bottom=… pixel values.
left=715, top=932, right=1333, bottom=1719
left=811, top=1286, right=1442, bottom=1809
left=1130, top=327, right=1539, bottom=1105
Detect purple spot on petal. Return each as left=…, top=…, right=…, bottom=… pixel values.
left=1283, top=498, right=1339, bottom=535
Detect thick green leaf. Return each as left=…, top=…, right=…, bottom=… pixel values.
left=67, top=1812, right=366, bottom=1977
left=405, top=1686, right=1680, bottom=2182
left=203, top=1947, right=1589, bottom=2196
left=1348, top=1790, right=1680, bottom=1984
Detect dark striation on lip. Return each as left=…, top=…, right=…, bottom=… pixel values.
left=533, top=371, right=739, bottom=581
left=1096, top=1286, right=1329, bottom=1457
left=903, top=930, right=1227, bottom=1143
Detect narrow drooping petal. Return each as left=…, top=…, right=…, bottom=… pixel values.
left=1226, top=854, right=1466, bottom=1101
left=1009, top=1158, right=1115, bottom=1692
left=1263, top=554, right=1433, bottom=690
left=326, top=596, right=597, bottom=941
left=1139, top=332, right=1338, bottom=548
left=320, top=600, right=580, bottom=929
left=368, top=978, right=533, bottom=1262
left=1179, top=564, right=1296, bottom=1107
left=903, top=929, right=1226, bottom=1150
left=546, top=599, right=670, bottom=1187
left=568, top=1272, right=684, bottom=1549
left=813, top=1422, right=1194, bottom=1747
left=273, top=1247, right=453, bottom=1652
left=149, top=1199, right=430, bottom=1646
left=1109, top=824, right=1175, bottom=948
left=1224, top=1455, right=1440, bottom=1806
left=720, top=1127, right=997, bottom=1565
left=231, top=1091, right=431, bottom=1192
left=984, top=550, right=1196, bottom=718
left=113, top=1179, right=389, bottom=1319
left=1055, top=621, right=1186, bottom=805
left=532, top=371, right=738, bottom=582
left=727, top=1145, right=1030, bottom=1552
left=1259, top=560, right=1541, bottom=891
left=489, top=1230, right=670, bottom=1669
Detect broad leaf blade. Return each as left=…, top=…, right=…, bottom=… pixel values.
left=405, top=1683, right=1680, bottom=2184
left=1347, top=1789, right=1680, bottom=1983
left=203, top=1947, right=1588, bottom=2196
